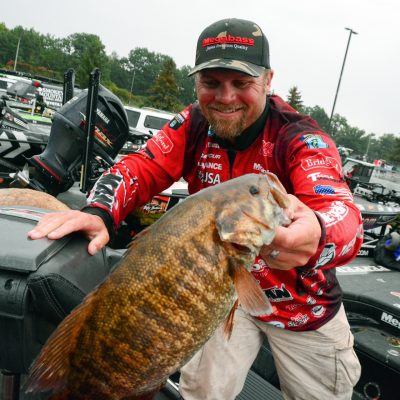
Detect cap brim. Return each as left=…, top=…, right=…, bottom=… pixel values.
left=188, top=58, right=266, bottom=77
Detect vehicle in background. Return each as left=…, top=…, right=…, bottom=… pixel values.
left=0, top=71, right=32, bottom=95
left=124, top=105, right=175, bottom=136
left=121, top=106, right=175, bottom=154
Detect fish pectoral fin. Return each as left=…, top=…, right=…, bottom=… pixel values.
left=264, top=172, right=292, bottom=211
left=231, top=262, right=273, bottom=316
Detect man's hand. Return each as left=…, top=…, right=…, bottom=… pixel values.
left=260, top=195, right=322, bottom=270
left=28, top=210, right=110, bottom=256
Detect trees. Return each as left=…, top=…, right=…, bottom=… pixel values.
left=147, top=58, right=182, bottom=112
left=66, top=33, right=109, bottom=87
left=302, top=105, right=330, bottom=132
left=127, top=47, right=171, bottom=97
left=0, top=21, right=397, bottom=166
left=286, top=86, right=303, bottom=111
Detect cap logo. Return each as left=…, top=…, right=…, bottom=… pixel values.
left=202, top=35, right=255, bottom=47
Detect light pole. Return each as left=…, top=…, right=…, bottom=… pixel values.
left=14, top=36, right=22, bottom=71
left=328, top=27, right=358, bottom=135
left=129, top=69, right=136, bottom=102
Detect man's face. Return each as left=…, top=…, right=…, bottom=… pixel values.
left=195, top=69, right=272, bottom=140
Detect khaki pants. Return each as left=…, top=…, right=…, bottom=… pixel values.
left=179, top=304, right=361, bottom=400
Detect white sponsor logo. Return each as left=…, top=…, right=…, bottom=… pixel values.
left=312, top=305, right=326, bottom=317
left=96, top=108, right=110, bottom=124
left=152, top=131, right=173, bottom=154
left=381, top=312, right=400, bottom=329
left=307, top=296, right=316, bottom=305
left=253, top=163, right=268, bottom=174
left=251, top=258, right=268, bottom=272
left=288, top=313, right=309, bottom=327
left=198, top=171, right=221, bottom=185
left=319, top=201, right=349, bottom=227
left=336, top=265, right=390, bottom=274
left=301, top=154, right=341, bottom=173
left=314, top=243, right=336, bottom=268
left=339, top=236, right=356, bottom=257
left=200, top=153, right=221, bottom=160
left=197, top=161, right=223, bottom=170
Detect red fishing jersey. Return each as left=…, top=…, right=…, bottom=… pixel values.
left=86, top=95, right=363, bottom=331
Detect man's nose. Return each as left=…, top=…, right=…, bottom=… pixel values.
left=215, top=83, right=236, bottom=103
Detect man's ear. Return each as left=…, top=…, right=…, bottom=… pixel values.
left=267, top=69, right=274, bottom=89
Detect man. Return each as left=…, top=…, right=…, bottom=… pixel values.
left=29, top=18, right=362, bottom=400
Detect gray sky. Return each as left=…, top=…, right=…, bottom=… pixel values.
left=2, top=0, right=399, bottom=136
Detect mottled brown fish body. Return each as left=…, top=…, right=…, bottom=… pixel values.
left=0, top=188, right=69, bottom=211
left=26, top=173, right=290, bottom=399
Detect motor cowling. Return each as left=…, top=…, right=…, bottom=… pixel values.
left=28, top=85, right=129, bottom=194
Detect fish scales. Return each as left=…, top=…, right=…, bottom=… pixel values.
left=25, top=172, right=291, bottom=399
left=0, top=188, right=69, bottom=211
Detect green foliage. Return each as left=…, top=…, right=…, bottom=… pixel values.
left=127, top=47, right=171, bottom=97
left=103, top=81, right=137, bottom=105
left=286, top=86, right=303, bottom=111
left=302, top=105, right=330, bottom=132
left=146, top=58, right=183, bottom=112
left=0, top=21, right=397, bottom=166
left=176, top=65, right=197, bottom=105
left=66, top=33, right=110, bottom=87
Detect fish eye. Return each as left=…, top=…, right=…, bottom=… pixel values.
left=249, top=185, right=260, bottom=195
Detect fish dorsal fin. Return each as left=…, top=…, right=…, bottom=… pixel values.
left=25, top=289, right=98, bottom=395
left=230, top=261, right=274, bottom=316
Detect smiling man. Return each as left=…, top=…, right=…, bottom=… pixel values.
left=29, top=18, right=363, bottom=400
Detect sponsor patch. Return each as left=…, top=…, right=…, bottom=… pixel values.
left=264, top=283, right=293, bottom=302
left=314, top=185, right=353, bottom=201
left=288, top=313, right=309, bottom=328
left=300, top=134, right=329, bottom=149
left=301, top=154, right=341, bottom=173
left=169, top=113, right=185, bottom=130
left=152, top=131, right=173, bottom=154
left=262, top=140, right=274, bottom=156
left=311, top=305, right=326, bottom=317
left=314, top=243, right=336, bottom=268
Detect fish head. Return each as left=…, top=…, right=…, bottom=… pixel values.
left=215, top=173, right=291, bottom=257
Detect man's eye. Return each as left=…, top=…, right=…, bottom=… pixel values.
left=234, top=81, right=249, bottom=89
left=203, top=80, right=218, bottom=88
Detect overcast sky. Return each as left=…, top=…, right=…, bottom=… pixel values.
left=2, top=0, right=399, bottom=136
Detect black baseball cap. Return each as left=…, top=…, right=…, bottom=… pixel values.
left=188, top=18, right=270, bottom=77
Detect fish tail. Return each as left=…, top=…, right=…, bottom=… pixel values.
left=24, top=290, right=98, bottom=395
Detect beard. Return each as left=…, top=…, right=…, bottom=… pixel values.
left=200, top=104, right=247, bottom=140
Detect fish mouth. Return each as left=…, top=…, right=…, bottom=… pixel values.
left=230, top=242, right=255, bottom=255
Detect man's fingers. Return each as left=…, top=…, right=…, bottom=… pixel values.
left=28, top=213, right=67, bottom=239
left=88, top=231, right=110, bottom=256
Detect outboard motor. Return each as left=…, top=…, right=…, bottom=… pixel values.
left=28, top=85, right=129, bottom=194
